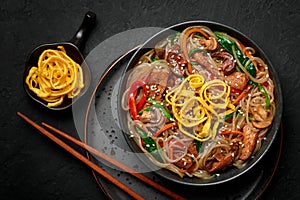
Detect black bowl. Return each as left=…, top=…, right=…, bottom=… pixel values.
left=118, top=21, right=283, bottom=186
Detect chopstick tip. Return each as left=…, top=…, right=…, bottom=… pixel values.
left=17, top=111, right=25, bottom=118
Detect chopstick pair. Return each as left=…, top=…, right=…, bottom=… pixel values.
left=17, top=112, right=186, bottom=200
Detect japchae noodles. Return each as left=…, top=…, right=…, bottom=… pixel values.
left=121, top=26, right=275, bottom=179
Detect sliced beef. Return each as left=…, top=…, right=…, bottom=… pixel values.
left=148, top=67, right=170, bottom=102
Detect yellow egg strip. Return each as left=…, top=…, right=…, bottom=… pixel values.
left=166, top=74, right=234, bottom=142
left=25, top=46, right=84, bottom=107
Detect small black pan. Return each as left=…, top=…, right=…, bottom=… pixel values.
left=23, top=11, right=96, bottom=110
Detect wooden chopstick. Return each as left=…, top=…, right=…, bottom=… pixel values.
left=17, top=112, right=187, bottom=200
left=42, top=122, right=187, bottom=200
left=17, top=112, right=144, bottom=200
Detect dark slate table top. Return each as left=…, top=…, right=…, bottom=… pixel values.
left=1, top=0, right=299, bottom=199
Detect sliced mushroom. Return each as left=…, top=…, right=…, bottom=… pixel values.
left=250, top=105, right=273, bottom=128
left=212, top=51, right=235, bottom=75
left=240, top=125, right=258, bottom=161
left=208, top=153, right=233, bottom=173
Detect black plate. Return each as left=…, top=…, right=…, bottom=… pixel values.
left=118, top=21, right=283, bottom=186
left=83, top=49, right=283, bottom=199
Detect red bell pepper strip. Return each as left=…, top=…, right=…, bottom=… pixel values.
left=128, top=80, right=148, bottom=120
left=128, top=94, right=138, bottom=120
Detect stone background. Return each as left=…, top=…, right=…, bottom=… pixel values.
left=0, top=0, right=299, bottom=199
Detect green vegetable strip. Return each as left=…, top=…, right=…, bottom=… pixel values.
left=224, top=111, right=253, bottom=121
left=214, top=32, right=234, bottom=54
left=195, top=140, right=203, bottom=153
left=214, top=32, right=256, bottom=77
left=215, top=32, right=270, bottom=109
left=188, top=48, right=203, bottom=57
left=257, top=83, right=270, bottom=109
left=249, top=81, right=270, bottom=110
left=138, top=106, right=151, bottom=115
left=224, top=112, right=234, bottom=121
left=134, top=126, right=163, bottom=162
left=147, top=97, right=173, bottom=121
left=151, top=57, right=159, bottom=62
left=135, top=126, right=157, bottom=152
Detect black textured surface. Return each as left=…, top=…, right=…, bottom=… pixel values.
left=0, top=0, right=299, bottom=199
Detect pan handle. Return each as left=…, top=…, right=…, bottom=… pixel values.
left=69, top=11, right=96, bottom=52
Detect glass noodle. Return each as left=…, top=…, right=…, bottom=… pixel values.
left=121, top=26, right=275, bottom=179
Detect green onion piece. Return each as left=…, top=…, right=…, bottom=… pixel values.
left=135, top=126, right=157, bottom=152
left=134, top=126, right=163, bottom=161
left=195, top=140, right=203, bottom=153
left=188, top=48, right=203, bottom=57
left=191, top=61, right=199, bottom=66
left=138, top=107, right=151, bottom=115
left=214, top=32, right=235, bottom=54
left=257, top=83, right=270, bottom=109
left=151, top=57, right=159, bottom=62
left=147, top=97, right=173, bottom=121
left=224, top=112, right=234, bottom=121
left=215, top=32, right=256, bottom=78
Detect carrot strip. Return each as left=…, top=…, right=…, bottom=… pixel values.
left=232, top=84, right=252, bottom=105
left=154, top=123, right=177, bottom=138
left=181, top=28, right=210, bottom=74
left=221, top=130, right=244, bottom=137
left=185, top=27, right=210, bottom=39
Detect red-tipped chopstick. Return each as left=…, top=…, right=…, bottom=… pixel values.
left=17, top=112, right=187, bottom=200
